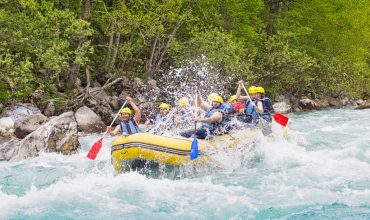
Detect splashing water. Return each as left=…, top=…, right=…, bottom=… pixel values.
left=1, top=108, right=370, bottom=219
left=145, top=60, right=237, bottom=135
left=157, top=59, right=236, bottom=102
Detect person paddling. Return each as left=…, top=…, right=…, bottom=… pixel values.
left=235, top=80, right=263, bottom=124
left=256, top=86, right=275, bottom=122
left=180, top=90, right=228, bottom=139
left=175, top=97, right=195, bottom=129
left=144, top=102, right=174, bottom=133
left=107, top=97, right=141, bottom=136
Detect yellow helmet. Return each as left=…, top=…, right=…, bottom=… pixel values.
left=257, top=87, right=265, bottom=94
left=212, top=95, right=223, bottom=103
left=120, top=107, right=132, bottom=115
left=208, top=93, right=219, bottom=101
left=159, top=103, right=170, bottom=110
left=248, top=86, right=258, bottom=94
left=178, top=97, right=188, bottom=107
left=229, top=95, right=237, bottom=103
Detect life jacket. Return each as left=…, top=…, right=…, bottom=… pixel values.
left=202, top=105, right=231, bottom=134
left=220, top=103, right=234, bottom=128
left=155, top=113, right=164, bottom=123
left=258, top=97, right=275, bottom=122
left=178, top=108, right=194, bottom=120
left=201, top=107, right=221, bottom=133
left=245, top=99, right=258, bottom=123
left=120, top=119, right=140, bottom=135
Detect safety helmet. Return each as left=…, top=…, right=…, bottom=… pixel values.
left=248, top=86, right=258, bottom=94
left=257, top=87, right=265, bottom=94
left=159, top=103, right=170, bottom=110
left=212, top=95, right=223, bottom=103
left=229, top=95, right=237, bottom=103
left=208, top=93, right=219, bottom=101
left=178, top=97, right=188, bottom=107
left=120, top=107, right=132, bottom=115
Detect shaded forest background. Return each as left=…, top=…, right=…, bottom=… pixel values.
left=0, top=0, right=369, bottom=110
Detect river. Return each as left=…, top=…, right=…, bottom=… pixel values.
left=1, top=108, right=370, bottom=219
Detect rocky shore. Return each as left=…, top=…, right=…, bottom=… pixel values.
left=0, top=77, right=369, bottom=161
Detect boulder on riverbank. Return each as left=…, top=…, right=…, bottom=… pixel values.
left=84, top=87, right=114, bottom=125
left=1, top=103, right=42, bottom=122
left=1, top=112, right=79, bottom=161
left=75, top=106, right=106, bottom=133
left=273, top=95, right=292, bottom=113
left=356, top=99, right=370, bottom=110
left=299, top=98, right=316, bottom=110
left=0, top=117, right=14, bottom=134
left=14, top=113, right=48, bottom=139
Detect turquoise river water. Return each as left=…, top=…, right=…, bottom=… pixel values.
left=1, top=108, right=370, bottom=219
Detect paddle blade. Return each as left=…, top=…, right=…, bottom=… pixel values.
left=87, top=138, right=103, bottom=160
left=259, top=118, right=272, bottom=136
left=273, top=113, right=289, bottom=127
left=190, top=137, right=198, bottom=160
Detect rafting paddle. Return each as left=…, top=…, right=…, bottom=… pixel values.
left=87, top=100, right=128, bottom=160
left=190, top=90, right=199, bottom=160
left=272, top=113, right=289, bottom=127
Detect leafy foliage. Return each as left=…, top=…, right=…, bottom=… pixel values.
left=0, top=0, right=369, bottom=105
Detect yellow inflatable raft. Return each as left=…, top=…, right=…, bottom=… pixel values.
left=111, top=129, right=260, bottom=173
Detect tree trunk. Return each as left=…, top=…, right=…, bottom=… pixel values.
left=105, top=31, right=114, bottom=70
left=65, top=0, right=92, bottom=89
left=109, top=31, right=121, bottom=71
left=266, top=0, right=281, bottom=36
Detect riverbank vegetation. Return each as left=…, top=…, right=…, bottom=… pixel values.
left=0, top=0, right=369, bottom=109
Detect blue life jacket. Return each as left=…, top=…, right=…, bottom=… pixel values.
left=120, top=120, right=140, bottom=135
left=201, top=107, right=221, bottom=132
left=245, top=99, right=258, bottom=122
left=259, top=97, right=275, bottom=122
left=202, top=105, right=231, bottom=134
left=223, top=103, right=233, bottom=114
left=178, top=108, right=194, bottom=121
left=155, top=114, right=164, bottom=123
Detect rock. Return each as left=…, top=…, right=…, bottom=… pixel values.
left=139, top=102, right=156, bottom=120
left=43, top=100, right=56, bottom=117
left=273, top=102, right=291, bottom=113
left=356, top=100, right=370, bottom=110
left=327, top=97, right=341, bottom=106
left=2, top=103, right=42, bottom=122
left=0, top=131, right=17, bottom=144
left=84, top=87, right=114, bottom=125
left=119, top=90, right=131, bottom=100
left=292, top=107, right=303, bottom=112
left=147, top=79, right=157, bottom=88
left=275, top=95, right=289, bottom=103
left=92, top=87, right=111, bottom=104
left=5, top=112, right=79, bottom=161
left=299, top=98, right=316, bottom=110
left=75, top=106, right=106, bottom=133
left=14, top=114, right=48, bottom=139
left=0, top=139, right=20, bottom=161
left=356, top=99, right=364, bottom=105
left=109, top=96, right=123, bottom=110
left=134, top=92, right=146, bottom=103
left=0, top=117, right=14, bottom=134
left=314, top=99, right=329, bottom=109
left=341, top=97, right=350, bottom=106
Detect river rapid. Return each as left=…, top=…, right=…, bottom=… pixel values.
left=1, top=108, right=370, bottom=219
